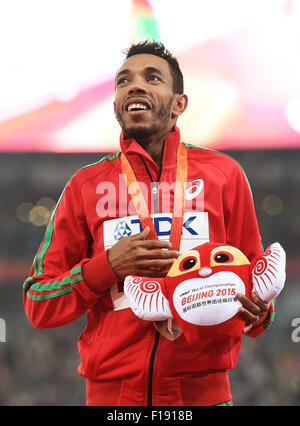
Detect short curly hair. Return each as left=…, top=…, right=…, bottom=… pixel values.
left=123, top=40, right=184, bottom=94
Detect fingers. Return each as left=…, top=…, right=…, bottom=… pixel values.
left=142, top=249, right=180, bottom=259
left=236, top=293, right=260, bottom=320
left=107, top=228, right=180, bottom=280
left=130, top=226, right=151, bottom=240
left=137, top=257, right=176, bottom=269
left=130, top=227, right=172, bottom=250
left=133, top=268, right=171, bottom=278
left=135, top=239, right=172, bottom=250
left=236, top=292, right=269, bottom=317
left=236, top=292, right=270, bottom=334
left=243, top=323, right=254, bottom=334
left=250, top=292, right=270, bottom=312
left=132, top=254, right=178, bottom=277
left=130, top=244, right=179, bottom=274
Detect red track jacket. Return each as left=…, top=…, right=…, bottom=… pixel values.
left=23, top=127, right=275, bottom=406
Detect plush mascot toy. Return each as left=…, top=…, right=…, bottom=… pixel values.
left=124, top=242, right=286, bottom=343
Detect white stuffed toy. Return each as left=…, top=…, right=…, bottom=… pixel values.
left=124, top=242, right=286, bottom=343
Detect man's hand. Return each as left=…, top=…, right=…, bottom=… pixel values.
left=107, top=226, right=180, bottom=280
left=236, top=292, right=270, bottom=334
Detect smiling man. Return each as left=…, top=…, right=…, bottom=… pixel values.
left=23, top=40, right=275, bottom=406
left=114, top=48, right=188, bottom=166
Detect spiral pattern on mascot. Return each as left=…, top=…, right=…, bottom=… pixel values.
left=131, top=277, right=143, bottom=285
left=140, top=280, right=160, bottom=293
left=253, top=257, right=267, bottom=276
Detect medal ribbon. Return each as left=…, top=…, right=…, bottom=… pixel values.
left=120, top=142, right=187, bottom=251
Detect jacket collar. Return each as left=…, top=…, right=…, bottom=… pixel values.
left=119, top=126, right=181, bottom=172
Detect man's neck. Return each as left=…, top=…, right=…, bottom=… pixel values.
left=139, top=137, right=165, bottom=168
left=123, top=125, right=175, bottom=167
left=136, top=125, right=175, bottom=167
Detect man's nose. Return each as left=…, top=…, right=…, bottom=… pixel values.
left=128, top=81, right=147, bottom=95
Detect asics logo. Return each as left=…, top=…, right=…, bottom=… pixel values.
left=185, top=179, right=204, bottom=201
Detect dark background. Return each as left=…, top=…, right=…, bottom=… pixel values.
left=0, top=149, right=299, bottom=405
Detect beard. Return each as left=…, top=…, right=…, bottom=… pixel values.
left=123, top=122, right=160, bottom=141
left=116, top=99, right=173, bottom=142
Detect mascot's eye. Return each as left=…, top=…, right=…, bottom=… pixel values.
left=213, top=252, right=234, bottom=263
left=179, top=257, right=197, bottom=271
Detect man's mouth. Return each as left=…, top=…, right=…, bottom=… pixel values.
left=128, top=103, right=149, bottom=112
left=124, top=99, right=152, bottom=113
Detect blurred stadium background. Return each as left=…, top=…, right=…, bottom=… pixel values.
left=0, top=0, right=299, bottom=405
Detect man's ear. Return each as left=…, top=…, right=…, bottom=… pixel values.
left=171, top=94, right=188, bottom=120
left=114, top=101, right=121, bottom=125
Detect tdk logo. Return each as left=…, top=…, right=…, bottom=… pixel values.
left=114, top=221, right=132, bottom=240
left=113, top=216, right=198, bottom=241
left=105, top=212, right=209, bottom=252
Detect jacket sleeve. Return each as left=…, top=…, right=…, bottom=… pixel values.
left=23, top=176, right=119, bottom=329
left=223, top=161, right=276, bottom=337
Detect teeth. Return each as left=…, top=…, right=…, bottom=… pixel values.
left=128, top=103, right=148, bottom=111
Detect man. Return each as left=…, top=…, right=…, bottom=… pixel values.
left=23, top=41, right=274, bottom=406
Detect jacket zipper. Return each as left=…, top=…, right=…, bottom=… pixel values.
left=138, top=142, right=164, bottom=213
left=138, top=141, right=165, bottom=406
left=147, top=331, right=160, bottom=406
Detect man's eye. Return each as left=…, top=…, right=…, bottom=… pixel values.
left=148, top=75, right=161, bottom=82
left=117, top=78, right=129, bottom=86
